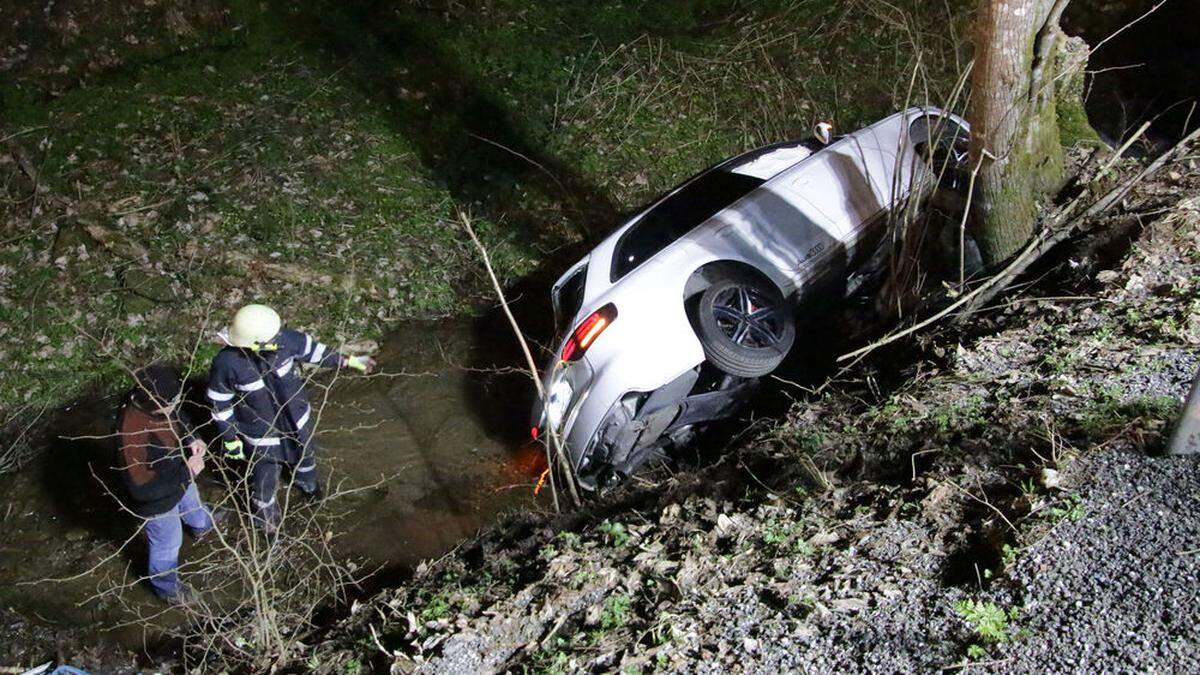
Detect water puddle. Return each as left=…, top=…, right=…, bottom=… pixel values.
left=314, top=318, right=545, bottom=566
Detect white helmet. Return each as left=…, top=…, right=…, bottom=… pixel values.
left=226, top=304, right=281, bottom=348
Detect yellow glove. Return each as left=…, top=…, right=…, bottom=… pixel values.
left=344, top=355, right=376, bottom=374
left=223, top=438, right=246, bottom=461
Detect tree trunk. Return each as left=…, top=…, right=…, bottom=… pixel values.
left=967, top=0, right=1076, bottom=265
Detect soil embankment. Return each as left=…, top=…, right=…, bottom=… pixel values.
left=306, top=167, right=1200, bottom=672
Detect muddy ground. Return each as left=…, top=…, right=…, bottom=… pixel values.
left=0, top=317, right=554, bottom=671
left=299, top=168, right=1200, bottom=673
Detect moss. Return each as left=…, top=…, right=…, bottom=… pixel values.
left=1054, top=34, right=1103, bottom=149
left=973, top=152, right=1040, bottom=264
left=1058, top=98, right=1103, bottom=149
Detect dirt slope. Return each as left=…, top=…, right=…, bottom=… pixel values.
left=302, top=171, right=1199, bottom=673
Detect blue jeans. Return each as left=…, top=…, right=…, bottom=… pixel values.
left=144, top=482, right=213, bottom=598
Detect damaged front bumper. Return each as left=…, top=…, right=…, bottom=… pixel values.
left=579, top=368, right=758, bottom=485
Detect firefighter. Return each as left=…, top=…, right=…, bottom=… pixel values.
left=116, top=364, right=214, bottom=601
left=205, top=304, right=375, bottom=532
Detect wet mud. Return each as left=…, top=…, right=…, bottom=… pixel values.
left=0, top=317, right=550, bottom=659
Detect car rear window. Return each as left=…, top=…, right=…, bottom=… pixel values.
left=611, top=170, right=765, bottom=280
left=908, top=114, right=968, bottom=153
left=554, top=264, right=588, bottom=335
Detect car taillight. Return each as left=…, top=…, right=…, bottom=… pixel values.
left=561, top=303, right=617, bottom=362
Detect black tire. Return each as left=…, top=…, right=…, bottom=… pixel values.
left=693, top=274, right=795, bottom=378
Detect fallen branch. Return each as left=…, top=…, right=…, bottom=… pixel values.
left=79, top=220, right=151, bottom=261
left=0, top=126, right=46, bottom=145
left=837, top=124, right=1200, bottom=362
left=79, top=219, right=366, bottom=293
left=223, top=250, right=348, bottom=289
left=4, top=139, right=40, bottom=185
left=1095, top=120, right=1151, bottom=178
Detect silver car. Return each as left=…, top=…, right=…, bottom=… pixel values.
left=533, top=107, right=969, bottom=490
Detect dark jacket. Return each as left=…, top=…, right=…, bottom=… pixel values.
left=116, top=403, right=193, bottom=518
left=205, top=328, right=342, bottom=462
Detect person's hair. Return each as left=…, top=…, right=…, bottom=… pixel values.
left=131, top=363, right=184, bottom=410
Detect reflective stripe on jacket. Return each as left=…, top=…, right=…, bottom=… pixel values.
left=205, top=328, right=340, bottom=454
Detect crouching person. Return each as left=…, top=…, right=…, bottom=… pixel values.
left=116, top=364, right=214, bottom=601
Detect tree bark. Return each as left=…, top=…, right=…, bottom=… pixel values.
left=967, top=0, right=1071, bottom=265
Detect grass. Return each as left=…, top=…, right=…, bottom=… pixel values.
left=1, top=4, right=534, bottom=413
left=932, top=393, right=987, bottom=432
left=0, top=0, right=974, bottom=418
left=761, top=517, right=815, bottom=556
left=556, top=531, right=583, bottom=548
left=1076, top=389, right=1181, bottom=441
left=1001, top=543, right=1020, bottom=568
left=1047, top=494, right=1086, bottom=523
left=599, top=593, right=632, bottom=631
left=597, top=520, right=630, bottom=547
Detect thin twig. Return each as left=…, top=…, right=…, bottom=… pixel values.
left=458, top=211, right=580, bottom=508
left=1095, top=120, right=1151, bottom=178
left=467, top=133, right=568, bottom=195
left=942, top=480, right=1017, bottom=533
left=1089, top=0, right=1168, bottom=55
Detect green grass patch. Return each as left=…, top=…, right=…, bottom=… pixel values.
left=1, top=0, right=973, bottom=417
left=597, top=520, right=630, bottom=547
left=955, top=599, right=1019, bottom=659
left=1076, top=389, right=1181, bottom=441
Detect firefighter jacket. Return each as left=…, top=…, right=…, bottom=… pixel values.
left=205, top=328, right=341, bottom=462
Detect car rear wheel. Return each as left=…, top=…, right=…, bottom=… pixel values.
left=693, top=275, right=795, bottom=377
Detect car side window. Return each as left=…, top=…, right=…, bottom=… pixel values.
left=611, top=170, right=765, bottom=281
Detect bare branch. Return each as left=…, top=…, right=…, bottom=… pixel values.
left=457, top=210, right=582, bottom=509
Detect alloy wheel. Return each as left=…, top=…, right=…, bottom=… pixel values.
left=710, top=285, right=786, bottom=349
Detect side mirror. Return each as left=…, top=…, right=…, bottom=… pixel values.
left=813, top=121, right=834, bottom=145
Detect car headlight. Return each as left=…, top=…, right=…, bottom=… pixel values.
left=545, top=377, right=574, bottom=430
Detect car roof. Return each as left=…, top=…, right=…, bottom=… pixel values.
left=725, top=140, right=821, bottom=180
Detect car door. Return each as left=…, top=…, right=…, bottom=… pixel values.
left=708, top=180, right=845, bottom=295
left=787, top=129, right=904, bottom=268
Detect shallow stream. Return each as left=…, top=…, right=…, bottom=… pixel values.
left=0, top=317, right=547, bottom=655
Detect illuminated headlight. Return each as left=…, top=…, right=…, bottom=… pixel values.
left=545, top=378, right=574, bottom=430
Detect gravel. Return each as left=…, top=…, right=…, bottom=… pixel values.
left=996, top=449, right=1200, bottom=673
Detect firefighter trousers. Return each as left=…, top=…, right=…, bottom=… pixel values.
left=249, top=444, right=318, bottom=529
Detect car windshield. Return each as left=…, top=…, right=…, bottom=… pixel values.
left=611, top=170, right=765, bottom=280
left=553, top=264, right=588, bottom=336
